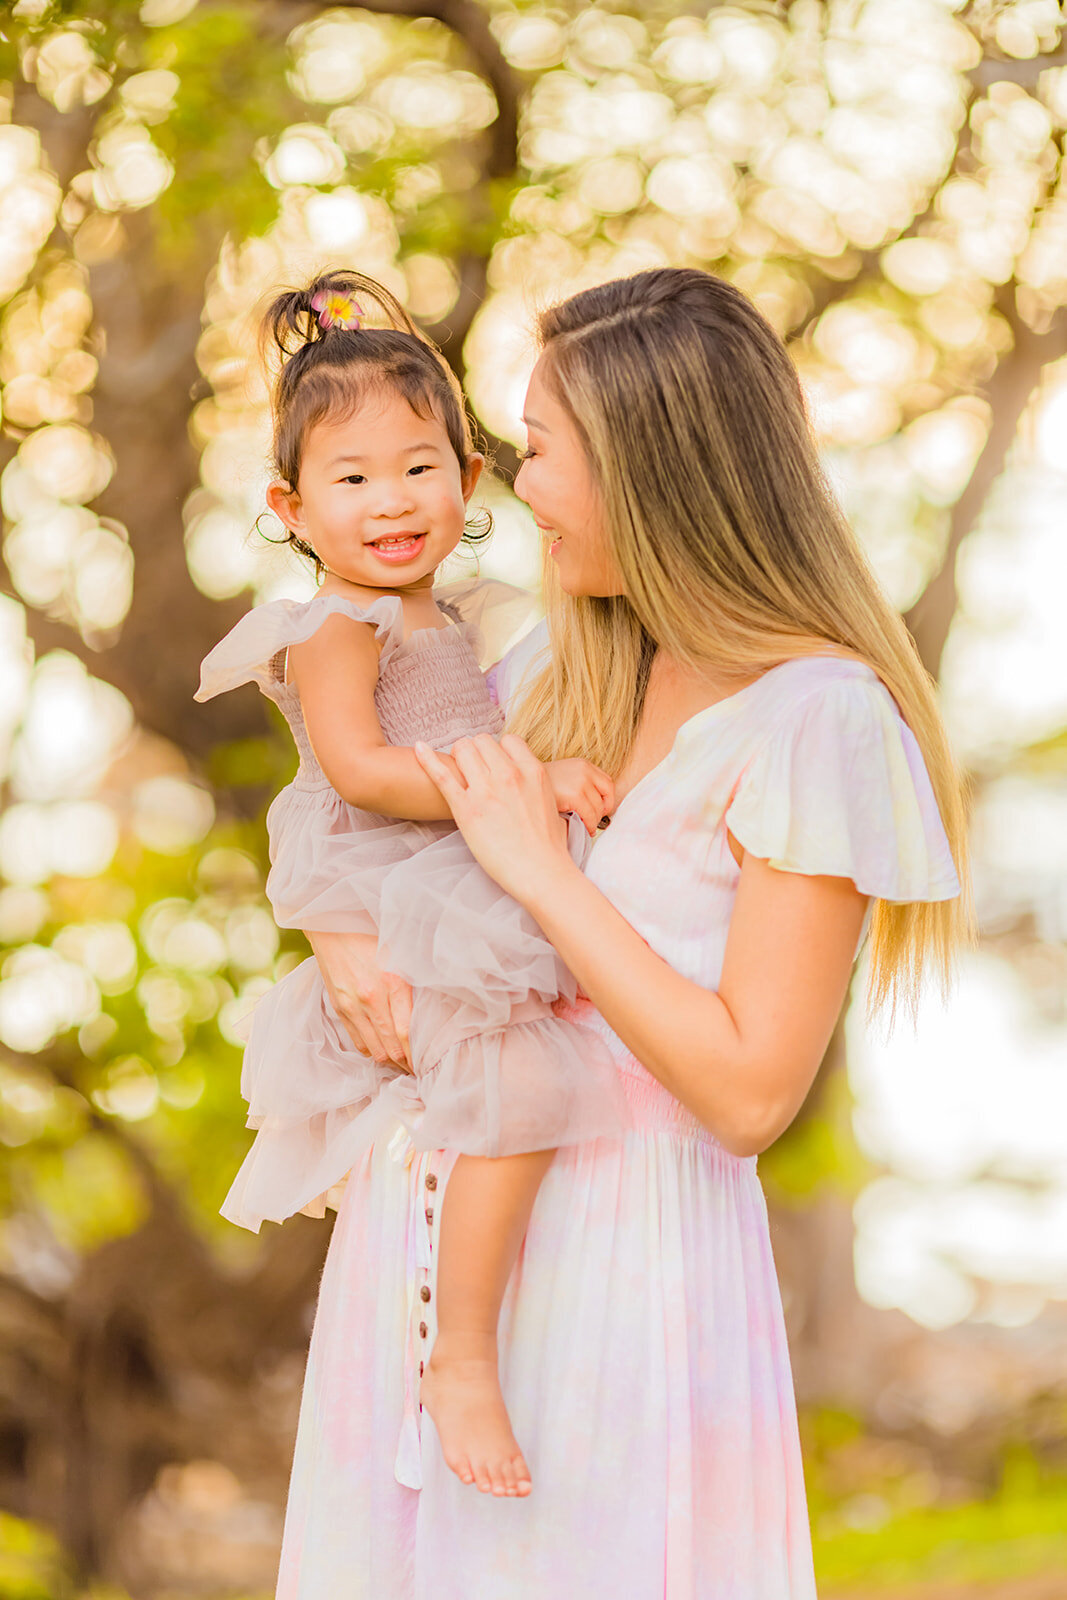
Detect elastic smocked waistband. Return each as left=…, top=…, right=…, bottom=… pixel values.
left=562, top=1000, right=748, bottom=1155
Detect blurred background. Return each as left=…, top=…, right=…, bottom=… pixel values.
left=0, top=0, right=1064, bottom=1595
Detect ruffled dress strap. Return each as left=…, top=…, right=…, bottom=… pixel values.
left=432, top=578, right=543, bottom=672
left=724, top=662, right=961, bottom=903
left=195, top=593, right=406, bottom=704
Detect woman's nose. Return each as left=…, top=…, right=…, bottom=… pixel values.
left=513, top=459, right=530, bottom=505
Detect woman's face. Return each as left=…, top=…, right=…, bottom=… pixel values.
left=514, top=358, right=625, bottom=599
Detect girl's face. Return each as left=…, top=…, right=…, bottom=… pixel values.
left=514, top=358, right=625, bottom=599
left=267, top=388, right=482, bottom=593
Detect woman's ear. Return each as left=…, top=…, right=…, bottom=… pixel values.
left=461, top=453, right=485, bottom=503
left=266, top=479, right=304, bottom=532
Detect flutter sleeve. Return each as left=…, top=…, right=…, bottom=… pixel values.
left=194, top=593, right=406, bottom=704
left=724, top=671, right=961, bottom=903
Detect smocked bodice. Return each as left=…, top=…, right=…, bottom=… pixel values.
left=267, top=622, right=503, bottom=792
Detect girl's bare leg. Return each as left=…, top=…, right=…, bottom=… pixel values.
left=421, top=1149, right=554, bottom=1498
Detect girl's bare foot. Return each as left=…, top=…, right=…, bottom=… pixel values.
left=421, top=1331, right=532, bottom=1497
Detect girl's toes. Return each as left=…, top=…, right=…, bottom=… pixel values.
left=500, top=1459, right=518, bottom=1496
left=450, top=1452, right=474, bottom=1485
left=474, top=1465, right=493, bottom=1494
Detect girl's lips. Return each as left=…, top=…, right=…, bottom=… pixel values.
left=367, top=533, right=427, bottom=564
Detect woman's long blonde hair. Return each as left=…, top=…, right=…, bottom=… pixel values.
left=509, top=268, right=970, bottom=1014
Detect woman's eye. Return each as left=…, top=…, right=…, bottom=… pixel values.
left=519, top=448, right=537, bottom=462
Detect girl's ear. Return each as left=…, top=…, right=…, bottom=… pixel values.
left=266, top=479, right=304, bottom=532
left=461, top=453, right=485, bottom=503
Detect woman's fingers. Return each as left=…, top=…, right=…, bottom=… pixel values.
left=386, top=973, right=414, bottom=1070
left=415, top=741, right=467, bottom=799
left=499, top=734, right=543, bottom=776
left=332, top=975, right=412, bottom=1070
left=334, top=991, right=389, bottom=1061
left=450, top=735, right=500, bottom=786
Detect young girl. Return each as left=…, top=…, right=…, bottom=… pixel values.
left=196, top=272, right=628, bottom=1499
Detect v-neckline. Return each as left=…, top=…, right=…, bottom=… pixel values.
left=606, top=657, right=825, bottom=824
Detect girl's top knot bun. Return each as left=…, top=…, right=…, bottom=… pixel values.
left=263, top=270, right=421, bottom=364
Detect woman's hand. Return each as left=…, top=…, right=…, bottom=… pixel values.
left=414, top=734, right=580, bottom=906
left=306, top=929, right=414, bottom=1070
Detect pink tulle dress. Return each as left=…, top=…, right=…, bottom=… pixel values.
left=272, top=646, right=960, bottom=1598
left=195, top=585, right=626, bottom=1233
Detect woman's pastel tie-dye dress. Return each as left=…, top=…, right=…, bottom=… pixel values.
left=275, top=651, right=959, bottom=1599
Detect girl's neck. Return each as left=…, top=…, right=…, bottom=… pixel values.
left=319, top=569, right=440, bottom=610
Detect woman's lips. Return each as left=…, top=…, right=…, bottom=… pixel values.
left=367, top=533, right=427, bottom=563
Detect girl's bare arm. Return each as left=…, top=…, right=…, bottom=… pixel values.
left=290, top=613, right=456, bottom=820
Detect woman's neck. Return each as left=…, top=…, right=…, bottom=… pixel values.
left=614, top=652, right=764, bottom=801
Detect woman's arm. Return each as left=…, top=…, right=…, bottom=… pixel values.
left=414, top=735, right=867, bottom=1157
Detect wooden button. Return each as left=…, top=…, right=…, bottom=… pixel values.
left=420, top=1285, right=431, bottom=1303
left=419, top=1362, right=424, bottom=1377
left=419, top=1321, right=428, bottom=1338
left=425, top=1207, right=434, bottom=1225
left=425, top=1173, right=438, bottom=1191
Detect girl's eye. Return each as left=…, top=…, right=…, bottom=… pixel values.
left=407, top=464, right=433, bottom=476
left=342, top=474, right=366, bottom=485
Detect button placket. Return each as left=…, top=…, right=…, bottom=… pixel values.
left=415, top=1158, right=439, bottom=1413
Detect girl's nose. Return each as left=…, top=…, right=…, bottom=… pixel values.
left=370, top=479, right=417, bottom=518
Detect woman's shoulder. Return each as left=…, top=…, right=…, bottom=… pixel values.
left=722, top=655, right=960, bottom=903
left=753, top=653, right=889, bottom=718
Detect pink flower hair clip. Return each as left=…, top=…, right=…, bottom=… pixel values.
left=311, top=288, right=364, bottom=331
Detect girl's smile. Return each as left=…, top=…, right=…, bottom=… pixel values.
left=267, top=391, right=482, bottom=594
left=365, top=532, right=428, bottom=562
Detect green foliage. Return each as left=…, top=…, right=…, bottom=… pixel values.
left=0, top=807, right=306, bottom=1258
left=815, top=1469, right=1067, bottom=1590
left=145, top=5, right=299, bottom=254
left=803, top=1413, right=1067, bottom=1590
left=760, top=1065, right=870, bottom=1205
left=0, top=1513, right=71, bottom=1600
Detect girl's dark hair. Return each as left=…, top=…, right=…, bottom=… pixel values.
left=260, top=270, right=489, bottom=571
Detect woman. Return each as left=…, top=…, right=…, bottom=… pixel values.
left=279, top=267, right=966, bottom=1597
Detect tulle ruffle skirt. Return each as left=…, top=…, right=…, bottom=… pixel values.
left=223, top=806, right=628, bottom=1232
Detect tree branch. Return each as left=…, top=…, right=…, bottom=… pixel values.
left=905, top=289, right=1067, bottom=678
left=321, top=0, right=523, bottom=385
